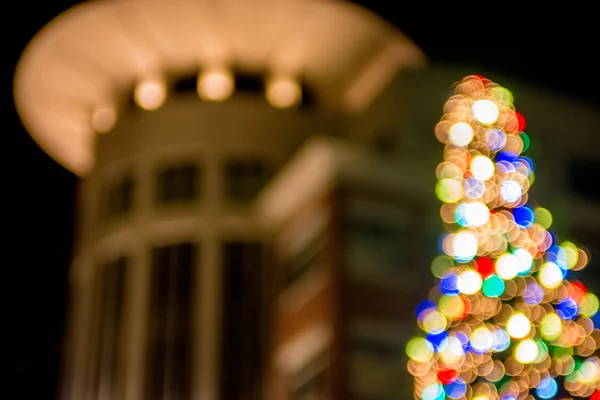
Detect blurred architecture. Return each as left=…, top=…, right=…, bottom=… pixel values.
left=12, top=0, right=600, bottom=399
left=256, top=136, right=433, bottom=398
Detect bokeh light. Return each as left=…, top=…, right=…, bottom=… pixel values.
left=408, top=74, right=599, bottom=400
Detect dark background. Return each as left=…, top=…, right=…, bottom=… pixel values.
left=6, top=2, right=600, bottom=398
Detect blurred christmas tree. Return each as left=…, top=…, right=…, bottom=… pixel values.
left=406, top=75, right=600, bottom=400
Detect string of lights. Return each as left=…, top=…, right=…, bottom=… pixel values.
left=406, top=75, right=600, bottom=400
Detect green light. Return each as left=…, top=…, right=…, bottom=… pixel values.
left=482, top=274, right=505, bottom=297
left=520, top=132, right=530, bottom=152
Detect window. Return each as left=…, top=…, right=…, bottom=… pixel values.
left=85, top=256, right=128, bottom=399
left=224, top=159, right=268, bottom=201
left=146, top=243, right=197, bottom=400
left=156, top=164, right=200, bottom=204
left=345, top=198, right=413, bottom=283
left=103, top=175, right=134, bottom=217
left=220, top=241, right=264, bottom=400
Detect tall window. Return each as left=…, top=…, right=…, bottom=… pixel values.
left=103, top=175, right=134, bottom=217
left=224, top=159, right=268, bottom=201
left=156, top=164, right=200, bottom=204
left=85, top=256, right=128, bottom=399
left=345, top=198, right=413, bottom=284
left=220, top=241, right=264, bottom=400
left=146, top=243, right=197, bottom=400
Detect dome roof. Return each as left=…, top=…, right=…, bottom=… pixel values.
left=14, top=0, right=425, bottom=175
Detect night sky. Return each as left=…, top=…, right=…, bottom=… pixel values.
left=7, top=3, right=600, bottom=399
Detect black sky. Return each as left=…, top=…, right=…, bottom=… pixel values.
left=6, top=2, right=600, bottom=399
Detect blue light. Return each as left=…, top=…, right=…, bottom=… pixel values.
left=536, top=377, right=558, bottom=399
left=497, top=151, right=518, bottom=162
left=513, top=206, right=534, bottom=228
left=445, top=379, right=467, bottom=399
left=440, top=274, right=460, bottom=296
left=416, top=301, right=437, bottom=319
left=556, top=298, right=579, bottom=320
left=427, top=331, right=448, bottom=352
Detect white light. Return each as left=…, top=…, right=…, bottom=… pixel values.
left=495, top=253, right=519, bottom=280
left=452, top=231, right=478, bottom=261
left=470, top=155, right=495, bottom=181
left=472, top=99, right=499, bottom=125
left=457, top=269, right=483, bottom=295
left=197, top=68, right=234, bottom=101
left=506, top=313, right=531, bottom=339
left=470, top=327, right=493, bottom=353
left=92, top=105, right=117, bottom=133
left=513, top=248, right=533, bottom=273
left=134, top=78, right=167, bottom=111
left=266, top=76, right=301, bottom=108
left=539, top=262, right=563, bottom=289
left=448, top=122, right=474, bottom=147
left=501, top=180, right=522, bottom=202
left=463, top=202, right=490, bottom=227
left=514, top=339, right=539, bottom=363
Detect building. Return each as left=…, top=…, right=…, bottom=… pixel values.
left=255, top=136, right=436, bottom=399
left=13, top=0, right=425, bottom=399
left=13, top=1, right=600, bottom=400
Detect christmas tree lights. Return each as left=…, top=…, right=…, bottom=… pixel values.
left=406, top=75, right=600, bottom=399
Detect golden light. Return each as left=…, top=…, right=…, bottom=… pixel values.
left=91, top=105, right=117, bottom=133
left=266, top=76, right=301, bottom=108
left=134, top=77, right=167, bottom=111
left=197, top=67, right=234, bottom=101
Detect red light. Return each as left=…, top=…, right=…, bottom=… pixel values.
left=591, top=389, right=600, bottom=400
left=475, top=257, right=495, bottom=277
left=572, top=281, right=587, bottom=294
left=437, top=368, right=458, bottom=384
left=516, top=112, right=526, bottom=131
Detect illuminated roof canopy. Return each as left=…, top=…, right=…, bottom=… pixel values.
left=14, top=0, right=425, bottom=175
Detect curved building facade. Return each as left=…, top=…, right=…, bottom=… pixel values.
left=14, top=1, right=425, bottom=399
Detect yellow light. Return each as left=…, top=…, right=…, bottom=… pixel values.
left=197, top=68, right=234, bottom=101
left=534, top=207, right=553, bottom=229
left=506, top=313, right=531, bottom=339
left=422, top=310, right=447, bottom=334
left=540, top=313, right=562, bottom=341
left=472, top=99, right=499, bottom=125
left=406, top=337, right=433, bottom=363
left=266, top=76, right=301, bottom=108
left=436, top=178, right=464, bottom=203
left=91, top=105, right=117, bottom=133
left=539, top=262, right=563, bottom=289
left=134, top=77, right=167, bottom=111
left=439, top=336, right=465, bottom=365
left=514, top=339, right=539, bottom=363
left=562, top=241, right=579, bottom=269
left=448, top=122, right=474, bottom=147
left=580, top=293, right=599, bottom=317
